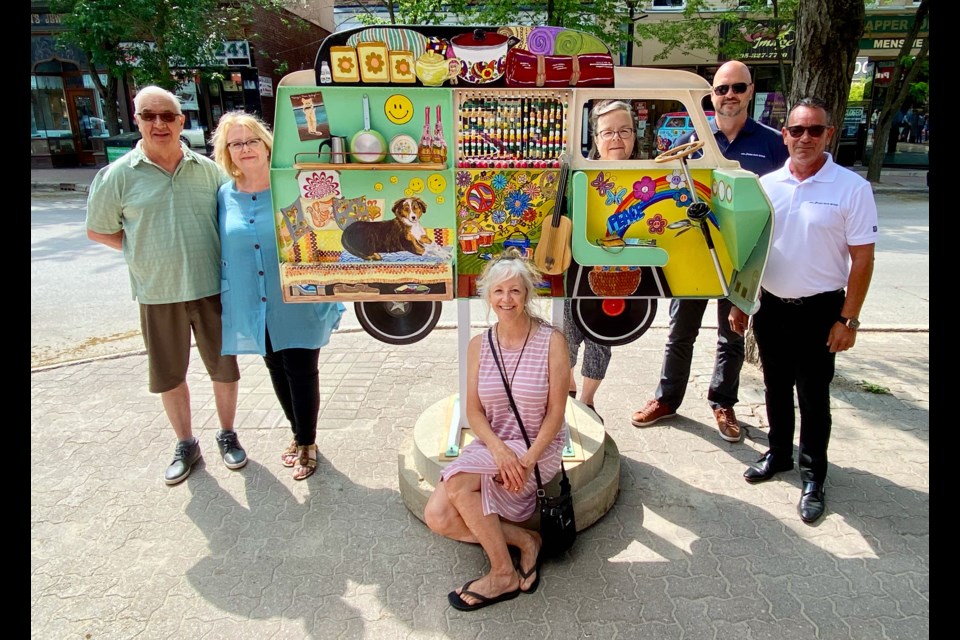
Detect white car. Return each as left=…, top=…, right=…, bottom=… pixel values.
left=179, top=127, right=207, bottom=150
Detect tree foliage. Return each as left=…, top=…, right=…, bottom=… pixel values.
left=51, top=0, right=286, bottom=135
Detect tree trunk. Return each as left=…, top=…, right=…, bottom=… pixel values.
left=791, top=0, right=866, bottom=157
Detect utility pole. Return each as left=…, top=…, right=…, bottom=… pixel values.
left=625, top=1, right=648, bottom=67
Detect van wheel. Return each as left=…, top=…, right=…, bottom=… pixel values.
left=355, top=301, right=442, bottom=345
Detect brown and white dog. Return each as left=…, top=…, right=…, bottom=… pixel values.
left=340, top=196, right=432, bottom=261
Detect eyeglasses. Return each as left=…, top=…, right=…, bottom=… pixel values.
left=712, top=82, right=752, bottom=96
left=227, top=138, right=262, bottom=151
left=136, top=112, right=181, bottom=123
left=597, top=128, right=635, bottom=141
left=785, top=124, right=830, bottom=138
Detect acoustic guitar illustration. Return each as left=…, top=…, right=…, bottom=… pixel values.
left=533, top=157, right=572, bottom=275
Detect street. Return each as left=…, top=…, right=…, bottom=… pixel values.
left=31, top=190, right=929, bottom=368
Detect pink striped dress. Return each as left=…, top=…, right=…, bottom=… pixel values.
left=440, top=321, right=567, bottom=522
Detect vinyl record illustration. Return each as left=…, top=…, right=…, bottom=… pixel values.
left=355, top=300, right=442, bottom=345
left=570, top=297, right=658, bottom=347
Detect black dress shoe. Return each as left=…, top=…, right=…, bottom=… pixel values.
left=743, top=451, right=793, bottom=484
left=798, top=481, right=826, bottom=523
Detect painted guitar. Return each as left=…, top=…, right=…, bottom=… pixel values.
left=533, top=158, right=572, bottom=275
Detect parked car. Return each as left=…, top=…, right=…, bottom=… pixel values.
left=179, top=127, right=208, bottom=150
left=655, top=111, right=716, bottom=152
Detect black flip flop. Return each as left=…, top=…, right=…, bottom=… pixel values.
left=448, top=578, right=522, bottom=611
left=517, top=553, right=542, bottom=594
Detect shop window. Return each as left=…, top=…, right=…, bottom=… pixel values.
left=31, top=75, right=75, bottom=152
left=648, top=0, right=686, bottom=10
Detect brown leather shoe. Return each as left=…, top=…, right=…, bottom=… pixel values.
left=631, top=399, right=676, bottom=427
left=713, top=407, right=742, bottom=442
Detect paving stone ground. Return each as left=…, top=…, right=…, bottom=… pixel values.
left=31, top=326, right=929, bottom=639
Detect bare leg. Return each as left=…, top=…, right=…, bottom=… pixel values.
left=161, top=382, right=192, bottom=441
left=438, top=474, right=520, bottom=605
left=568, top=367, right=577, bottom=396
left=501, top=523, right=541, bottom=591
left=579, top=375, right=602, bottom=406
left=213, top=380, right=238, bottom=431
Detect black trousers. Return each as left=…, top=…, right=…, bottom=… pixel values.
left=263, top=330, right=322, bottom=447
left=752, top=289, right=845, bottom=483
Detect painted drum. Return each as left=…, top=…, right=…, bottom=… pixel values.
left=389, top=134, right=418, bottom=163
left=449, top=29, right=514, bottom=85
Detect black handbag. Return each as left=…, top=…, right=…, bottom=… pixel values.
left=487, top=329, right=576, bottom=558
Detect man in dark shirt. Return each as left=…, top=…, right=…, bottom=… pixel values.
left=631, top=60, right=789, bottom=443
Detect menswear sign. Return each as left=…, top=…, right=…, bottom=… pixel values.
left=860, top=13, right=929, bottom=51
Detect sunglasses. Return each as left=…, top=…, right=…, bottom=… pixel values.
left=137, top=112, right=181, bottom=123
left=785, top=124, right=830, bottom=138
left=713, top=82, right=752, bottom=96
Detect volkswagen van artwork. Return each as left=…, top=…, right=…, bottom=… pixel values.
left=655, top=111, right=717, bottom=152
left=270, top=25, right=774, bottom=348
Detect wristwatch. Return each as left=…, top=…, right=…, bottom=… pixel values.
left=838, top=316, right=860, bottom=330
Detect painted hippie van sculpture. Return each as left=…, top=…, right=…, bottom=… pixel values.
left=270, top=25, right=774, bottom=347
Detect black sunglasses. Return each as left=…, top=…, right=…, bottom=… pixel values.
left=785, top=124, right=830, bottom=138
left=712, top=82, right=751, bottom=96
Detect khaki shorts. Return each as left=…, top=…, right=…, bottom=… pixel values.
left=139, top=294, right=240, bottom=393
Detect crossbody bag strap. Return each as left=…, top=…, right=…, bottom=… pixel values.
left=487, top=328, right=568, bottom=492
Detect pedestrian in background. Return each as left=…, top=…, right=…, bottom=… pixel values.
left=86, top=86, right=244, bottom=486
left=631, top=60, right=788, bottom=443
left=731, top=96, right=878, bottom=524
left=565, top=99, right=642, bottom=423
left=211, top=111, right=344, bottom=481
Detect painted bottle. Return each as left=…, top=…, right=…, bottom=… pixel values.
left=417, top=106, right=433, bottom=163
left=319, top=61, right=332, bottom=84
left=432, top=105, right=447, bottom=165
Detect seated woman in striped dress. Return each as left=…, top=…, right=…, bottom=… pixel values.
left=424, top=247, right=569, bottom=611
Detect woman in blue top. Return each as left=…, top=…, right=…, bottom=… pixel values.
left=212, top=111, right=344, bottom=480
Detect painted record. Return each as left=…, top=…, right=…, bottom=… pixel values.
left=570, top=297, right=658, bottom=347
left=354, top=300, right=442, bottom=345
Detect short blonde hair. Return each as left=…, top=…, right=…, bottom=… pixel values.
left=476, top=247, right=547, bottom=323
left=210, top=110, right=274, bottom=177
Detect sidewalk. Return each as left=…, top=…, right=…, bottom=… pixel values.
left=31, top=163, right=929, bottom=195
left=31, top=324, right=929, bottom=638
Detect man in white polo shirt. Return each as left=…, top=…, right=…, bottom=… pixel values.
left=730, top=96, right=878, bottom=523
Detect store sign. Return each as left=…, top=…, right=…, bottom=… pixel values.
left=860, top=12, right=928, bottom=50
left=259, top=76, right=274, bottom=98
left=213, top=41, right=252, bottom=67
left=119, top=40, right=251, bottom=67
left=719, top=21, right=796, bottom=61
left=874, top=61, right=895, bottom=86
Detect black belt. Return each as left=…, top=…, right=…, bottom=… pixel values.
left=761, top=288, right=844, bottom=305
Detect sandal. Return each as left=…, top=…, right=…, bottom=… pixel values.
left=281, top=438, right=299, bottom=467
left=293, top=444, right=318, bottom=481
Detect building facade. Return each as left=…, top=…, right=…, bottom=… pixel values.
left=30, top=1, right=330, bottom=168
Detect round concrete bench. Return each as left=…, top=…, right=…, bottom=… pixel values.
left=399, top=395, right=620, bottom=531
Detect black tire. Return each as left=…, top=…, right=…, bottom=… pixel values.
left=570, top=297, right=658, bottom=347
left=354, top=300, right=442, bottom=345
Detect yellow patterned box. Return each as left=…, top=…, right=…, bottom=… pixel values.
left=329, top=46, right=359, bottom=83
left=389, top=50, right=416, bottom=83
left=357, top=41, right=390, bottom=83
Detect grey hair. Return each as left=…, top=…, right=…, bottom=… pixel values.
left=476, top=247, right=547, bottom=323
left=133, top=85, right=182, bottom=114
left=789, top=97, right=831, bottom=124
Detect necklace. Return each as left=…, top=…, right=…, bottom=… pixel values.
left=495, top=318, right=532, bottom=391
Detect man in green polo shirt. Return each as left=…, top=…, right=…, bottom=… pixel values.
left=86, top=85, right=246, bottom=486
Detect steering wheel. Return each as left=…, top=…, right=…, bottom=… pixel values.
left=654, top=139, right=705, bottom=163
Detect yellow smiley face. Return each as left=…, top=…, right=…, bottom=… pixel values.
left=427, top=173, right=446, bottom=193
left=409, top=178, right=425, bottom=193
left=374, top=182, right=383, bottom=191
left=384, top=94, right=414, bottom=125
left=390, top=176, right=398, bottom=184
left=436, top=195, right=445, bottom=205
left=404, top=188, right=414, bottom=196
